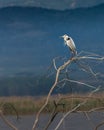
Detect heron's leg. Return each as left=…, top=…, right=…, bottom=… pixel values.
left=69, top=52, right=73, bottom=59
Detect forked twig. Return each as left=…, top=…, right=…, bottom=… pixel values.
left=43, top=100, right=59, bottom=130
left=32, top=57, right=75, bottom=130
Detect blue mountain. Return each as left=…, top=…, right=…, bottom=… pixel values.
left=0, top=4, right=104, bottom=76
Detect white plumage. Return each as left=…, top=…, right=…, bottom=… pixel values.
left=61, top=34, right=77, bottom=55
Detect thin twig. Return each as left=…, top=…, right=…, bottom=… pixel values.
left=88, top=107, right=104, bottom=112
left=94, top=121, right=104, bottom=130
left=77, top=56, right=104, bottom=61
left=58, top=78, right=96, bottom=89
left=43, top=101, right=59, bottom=130
left=0, top=110, right=18, bottom=130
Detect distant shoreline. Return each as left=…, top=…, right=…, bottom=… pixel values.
left=0, top=93, right=104, bottom=115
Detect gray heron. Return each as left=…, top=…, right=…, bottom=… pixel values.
left=61, top=34, right=77, bottom=56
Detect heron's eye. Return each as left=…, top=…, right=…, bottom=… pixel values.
left=66, top=37, right=70, bottom=40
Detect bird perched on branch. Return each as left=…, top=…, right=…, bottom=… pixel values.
left=61, top=34, right=77, bottom=56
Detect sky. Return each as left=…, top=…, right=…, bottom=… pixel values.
left=0, top=0, right=104, bottom=10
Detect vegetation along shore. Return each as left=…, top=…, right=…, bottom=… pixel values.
left=0, top=93, right=104, bottom=115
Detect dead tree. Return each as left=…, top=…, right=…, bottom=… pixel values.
left=32, top=51, right=104, bottom=130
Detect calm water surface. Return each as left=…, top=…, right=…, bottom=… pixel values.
left=0, top=112, right=104, bottom=130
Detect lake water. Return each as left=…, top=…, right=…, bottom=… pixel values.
left=0, top=112, right=104, bottom=130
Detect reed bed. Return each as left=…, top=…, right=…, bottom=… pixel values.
left=0, top=93, right=104, bottom=115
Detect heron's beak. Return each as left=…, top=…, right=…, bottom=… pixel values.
left=60, top=35, right=64, bottom=38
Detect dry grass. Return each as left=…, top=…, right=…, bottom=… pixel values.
left=0, top=93, right=104, bottom=115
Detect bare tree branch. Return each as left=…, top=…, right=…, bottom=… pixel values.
left=32, top=57, right=75, bottom=130
left=54, top=87, right=100, bottom=130
left=58, top=78, right=97, bottom=89
left=43, top=100, right=59, bottom=130
left=0, top=110, right=18, bottom=130
left=94, top=121, right=104, bottom=130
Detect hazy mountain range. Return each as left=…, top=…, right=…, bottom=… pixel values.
left=0, top=0, right=104, bottom=10
left=0, top=4, right=104, bottom=77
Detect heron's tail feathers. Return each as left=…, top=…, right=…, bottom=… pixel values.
left=75, top=50, right=77, bottom=55
left=73, top=50, right=77, bottom=56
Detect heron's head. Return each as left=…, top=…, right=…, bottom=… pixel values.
left=61, top=34, right=68, bottom=38
left=61, top=34, right=70, bottom=41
